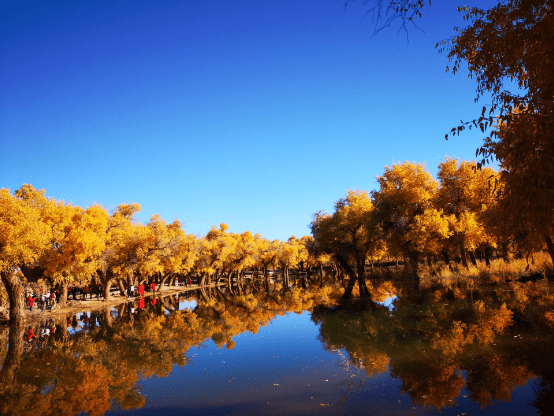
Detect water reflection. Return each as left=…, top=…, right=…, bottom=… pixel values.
left=1, top=280, right=553, bottom=415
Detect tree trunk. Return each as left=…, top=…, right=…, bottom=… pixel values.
left=58, top=280, right=69, bottom=307
left=468, top=251, right=478, bottom=267
left=501, top=242, right=511, bottom=263
left=263, top=265, right=269, bottom=288
left=1, top=270, right=26, bottom=324
left=484, top=245, right=491, bottom=267
left=459, top=235, right=469, bottom=268
left=443, top=250, right=454, bottom=272
left=0, top=321, right=25, bottom=384
left=411, top=252, right=421, bottom=292
left=103, top=280, right=112, bottom=300
left=356, top=259, right=370, bottom=298
left=160, top=274, right=169, bottom=291
left=116, top=278, right=126, bottom=296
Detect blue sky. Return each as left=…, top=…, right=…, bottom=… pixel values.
left=1, top=0, right=497, bottom=240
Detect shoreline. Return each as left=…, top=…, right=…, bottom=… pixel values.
left=0, top=284, right=202, bottom=327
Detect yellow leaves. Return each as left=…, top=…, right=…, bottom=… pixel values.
left=406, top=208, right=451, bottom=254
left=0, top=186, right=52, bottom=271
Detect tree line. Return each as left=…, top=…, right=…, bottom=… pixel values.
left=311, top=157, right=553, bottom=299
left=2, top=155, right=552, bottom=323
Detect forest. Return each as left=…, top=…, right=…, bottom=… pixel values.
left=1, top=155, right=553, bottom=324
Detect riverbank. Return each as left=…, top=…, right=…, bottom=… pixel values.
left=0, top=284, right=201, bottom=326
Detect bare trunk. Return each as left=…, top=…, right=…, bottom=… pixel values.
left=117, top=278, right=126, bottom=296
left=1, top=270, right=26, bottom=324
left=58, top=281, right=69, bottom=307
left=103, top=280, right=112, bottom=300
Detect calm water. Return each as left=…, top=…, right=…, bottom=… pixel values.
left=1, top=282, right=552, bottom=415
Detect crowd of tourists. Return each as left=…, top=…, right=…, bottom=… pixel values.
left=24, top=278, right=195, bottom=312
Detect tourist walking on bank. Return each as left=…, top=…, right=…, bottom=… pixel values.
left=28, top=294, right=36, bottom=312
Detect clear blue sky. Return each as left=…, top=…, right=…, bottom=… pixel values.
left=0, top=0, right=497, bottom=240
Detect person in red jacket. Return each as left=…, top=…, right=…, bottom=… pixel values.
left=27, top=327, right=36, bottom=341
left=150, top=282, right=156, bottom=293
left=138, top=284, right=145, bottom=297
left=28, top=295, right=36, bottom=312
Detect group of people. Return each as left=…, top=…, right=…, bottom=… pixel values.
left=68, top=283, right=104, bottom=301
left=26, top=288, right=58, bottom=312
left=25, top=278, right=196, bottom=313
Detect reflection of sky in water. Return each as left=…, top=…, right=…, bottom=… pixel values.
left=178, top=298, right=197, bottom=310
left=67, top=311, right=90, bottom=334
left=379, top=295, right=397, bottom=311
left=105, top=310, right=540, bottom=416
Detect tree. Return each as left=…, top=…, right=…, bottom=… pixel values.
left=436, top=157, right=498, bottom=268
left=372, top=163, right=450, bottom=287
left=279, top=236, right=308, bottom=289
left=95, top=203, right=142, bottom=300
left=0, top=186, right=51, bottom=323
left=440, top=0, right=554, bottom=264
left=39, top=203, right=108, bottom=306
left=311, top=189, right=382, bottom=300
left=344, top=0, right=432, bottom=38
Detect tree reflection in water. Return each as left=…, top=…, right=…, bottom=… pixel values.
left=0, top=279, right=553, bottom=415
left=312, top=279, right=554, bottom=411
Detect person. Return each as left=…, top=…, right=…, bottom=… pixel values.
left=83, top=285, right=89, bottom=300
left=40, top=291, right=46, bottom=312
left=138, top=283, right=145, bottom=297
left=27, top=327, right=36, bottom=341
left=50, top=291, right=56, bottom=309
left=130, top=284, right=135, bottom=297
left=28, top=294, right=36, bottom=312
left=150, top=282, right=156, bottom=293
left=40, top=325, right=50, bottom=338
